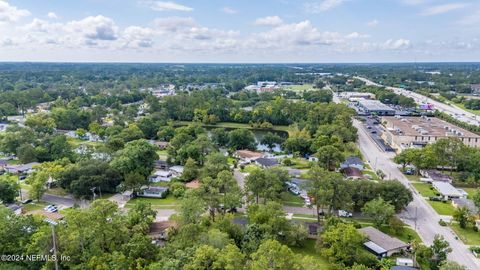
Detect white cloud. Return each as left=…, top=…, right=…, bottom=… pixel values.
left=221, top=7, right=237, bottom=14
left=420, top=3, right=467, bottom=16
left=366, top=19, right=379, bottom=27
left=66, top=15, right=119, bottom=43
left=346, top=32, right=369, bottom=39
left=47, top=12, right=58, bottom=19
left=382, top=39, right=411, bottom=50
left=247, top=20, right=344, bottom=51
left=143, top=1, right=193, bottom=12
left=122, top=26, right=154, bottom=48
left=401, top=0, right=428, bottom=6
left=0, top=0, right=30, bottom=23
left=304, top=0, right=346, bottom=13
left=457, top=9, right=480, bottom=25
left=253, top=16, right=283, bottom=26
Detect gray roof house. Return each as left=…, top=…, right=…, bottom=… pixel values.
left=255, top=158, right=279, bottom=168
left=432, top=181, right=464, bottom=200
left=340, top=156, right=364, bottom=170
left=137, top=186, right=169, bottom=198
left=359, top=226, right=410, bottom=257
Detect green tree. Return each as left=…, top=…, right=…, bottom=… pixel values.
left=320, top=223, right=367, bottom=266
left=0, top=175, right=20, bottom=203
left=316, top=145, right=344, bottom=171
left=25, top=113, right=56, bottom=134
left=250, top=239, right=302, bottom=270
left=16, top=143, right=37, bottom=163
left=261, top=132, right=284, bottom=152
left=110, top=139, right=158, bottom=178
left=362, top=198, right=395, bottom=228
left=227, top=129, right=256, bottom=150
left=26, top=170, right=49, bottom=202
left=124, top=172, right=148, bottom=193
left=182, top=157, right=199, bottom=181
left=453, top=206, right=471, bottom=229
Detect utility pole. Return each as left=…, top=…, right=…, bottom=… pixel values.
left=45, top=219, right=59, bottom=270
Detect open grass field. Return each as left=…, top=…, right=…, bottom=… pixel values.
left=126, top=194, right=179, bottom=207
left=284, top=84, right=315, bottom=92
left=289, top=239, right=333, bottom=269
left=428, top=201, right=456, bottom=216
left=450, top=223, right=480, bottom=245
left=412, top=183, right=437, bottom=197
left=280, top=191, right=305, bottom=207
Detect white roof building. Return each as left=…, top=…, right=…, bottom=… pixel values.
left=432, top=181, right=463, bottom=199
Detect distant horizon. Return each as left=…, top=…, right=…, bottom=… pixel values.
left=1, top=61, right=480, bottom=65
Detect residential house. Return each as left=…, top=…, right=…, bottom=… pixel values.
left=392, top=267, right=416, bottom=270
left=5, top=162, right=40, bottom=174
left=359, top=226, right=410, bottom=257
left=340, top=156, right=365, bottom=170
left=234, top=150, right=264, bottom=163
left=341, top=167, right=364, bottom=180
left=432, top=182, right=464, bottom=200
left=255, top=157, right=279, bottom=168
left=169, top=166, right=184, bottom=176
left=155, top=160, right=169, bottom=170
left=154, top=141, right=169, bottom=150
left=421, top=170, right=453, bottom=184
left=150, top=170, right=173, bottom=182
left=452, top=198, right=477, bottom=213
left=137, top=186, right=169, bottom=198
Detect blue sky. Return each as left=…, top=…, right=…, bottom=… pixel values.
left=0, top=0, right=479, bottom=62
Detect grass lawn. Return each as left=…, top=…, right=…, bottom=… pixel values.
left=412, top=183, right=437, bottom=197
left=126, top=194, right=179, bottom=207
left=289, top=158, right=312, bottom=169
left=290, top=239, right=333, bottom=269
left=23, top=201, right=49, bottom=213
left=7, top=159, right=20, bottom=165
left=46, top=187, right=69, bottom=196
left=285, top=84, right=315, bottom=92
left=428, top=201, right=456, bottom=216
left=450, top=223, right=480, bottom=245
left=460, top=187, right=478, bottom=199
left=156, top=150, right=168, bottom=157
left=280, top=191, right=305, bottom=207
left=405, top=174, right=421, bottom=182
left=381, top=226, right=422, bottom=244
left=241, top=164, right=260, bottom=174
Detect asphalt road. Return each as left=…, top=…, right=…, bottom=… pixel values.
left=354, top=76, right=480, bottom=126
left=353, top=119, right=480, bottom=269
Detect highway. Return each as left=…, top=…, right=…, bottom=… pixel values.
left=354, top=76, right=480, bottom=126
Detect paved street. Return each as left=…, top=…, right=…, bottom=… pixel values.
left=353, top=119, right=480, bottom=269
left=354, top=76, right=480, bottom=126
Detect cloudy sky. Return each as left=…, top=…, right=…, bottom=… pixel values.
left=0, top=0, right=479, bottom=62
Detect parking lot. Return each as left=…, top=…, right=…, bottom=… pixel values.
left=361, top=117, right=395, bottom=152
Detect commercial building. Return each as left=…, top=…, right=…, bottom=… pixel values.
left=357, top=100, right=395, bottom=116
left=339, top=92, right=375, bottom=100
left=471, top=84, right=480, bottom=95
left=381, top=116, right=480, bottom=152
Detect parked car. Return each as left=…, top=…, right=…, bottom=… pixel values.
left=44, top=205, right=58, bottom=213
left=338, top=210, right=353, bottom=218
left=22, top=199, right=33, bottom=204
